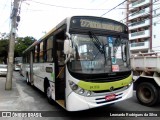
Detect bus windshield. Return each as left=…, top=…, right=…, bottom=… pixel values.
left=68, top=34, right=130, bottom=74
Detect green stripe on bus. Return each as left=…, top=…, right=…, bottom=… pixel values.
left=51, top=72, right=55, bottom=78
left=77, top=75, right=132, bottom=91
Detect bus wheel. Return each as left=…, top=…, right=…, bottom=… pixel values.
left=26, top=73, right=30, bottom=85
left=46, top=84, right=53, bottom=103
left=136, top=82, right=159, bottom=106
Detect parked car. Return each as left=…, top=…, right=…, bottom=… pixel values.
left=0, top=64, right=7, bottom=76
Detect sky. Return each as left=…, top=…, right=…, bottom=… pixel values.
left=0, top=0, right=126, bottom=40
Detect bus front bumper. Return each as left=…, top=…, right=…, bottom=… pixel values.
left=66, top=84, right=133, bottom=111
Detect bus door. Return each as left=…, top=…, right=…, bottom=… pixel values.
left=55, top=39, right=65, bottom=100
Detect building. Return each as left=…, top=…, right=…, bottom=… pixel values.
left=127, top=0, right=160, bottom=54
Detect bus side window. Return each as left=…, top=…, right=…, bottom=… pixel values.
left=43, top=40, right=47, bottom=62
left=34, top=45, right=38, bottom=63
left=39, top=42, right=44, bottom=62
left=47, top=36, right=53, bottom=62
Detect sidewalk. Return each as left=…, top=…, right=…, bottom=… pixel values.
left=0, top=73, right=56, bottom=112
left=0, top=76, right=22, bottom=111
left=0, top=76, right=48, bottom=119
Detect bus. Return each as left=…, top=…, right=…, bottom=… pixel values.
left=22, top=16, right=133, bottom=111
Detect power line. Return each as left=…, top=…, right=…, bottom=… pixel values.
left=17, top=0, right=30, bottom=30
left=29, top=0, right=126, bottom=11
left=0, top=17, right=10, bottom=29
left=0, top=0, right=11, bottom=31
left=0, top=0, right=12, bottom=32
left=0, top=0, right=10, bottom=16
left=100, top=0, right=127, bottom=17
left=25, top=0, right=160, bottom=12
left=20, top=7, right=129, bottom=13
left=19, top=1, right=159, bottom=13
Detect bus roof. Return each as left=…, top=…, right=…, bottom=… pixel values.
left=23, top=16, right=127, bottom=54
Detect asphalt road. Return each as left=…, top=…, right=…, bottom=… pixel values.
left=10, top=71, right=160, bottom=120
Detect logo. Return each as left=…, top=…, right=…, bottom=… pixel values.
left=110, top=86, right=114, bottom=92
left=2, top=112, right=11, bottom=117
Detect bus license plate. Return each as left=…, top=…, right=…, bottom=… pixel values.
left=105, top=94, right=116, bottom=101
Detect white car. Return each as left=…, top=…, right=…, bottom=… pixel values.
left=0, top=64, right=7, bottom=76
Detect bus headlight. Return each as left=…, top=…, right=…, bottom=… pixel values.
left=86, top=91, right=92, bottom=96
left=79, top=89, right=84, bottom=94
left=72, top=84, right=78, bottom=90
left=70, top=81, right=78, bottom=91
left=125, top=81, right=133, bottom=89
left=69, top=80, right=93, bottom=97
left=128, top=80, right=133, bottom=87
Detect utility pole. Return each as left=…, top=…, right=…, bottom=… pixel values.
left=5, top=0, right=20, bottom=90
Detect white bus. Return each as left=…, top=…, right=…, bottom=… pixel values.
left=22, top=16, right=133, bottom=111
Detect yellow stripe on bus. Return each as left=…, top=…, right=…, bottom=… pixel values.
left=77, top=75, right=132, bottom=91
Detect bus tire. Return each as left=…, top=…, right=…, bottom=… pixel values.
left=44, top=80, right=53, bottom=103
left=136, top=82, right=159, bottom=106
left=26, top=73, right=30, bottom=85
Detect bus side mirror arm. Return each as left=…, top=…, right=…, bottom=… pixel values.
left=64, top=38, right=73, bottom=64
left=64, top=54, right=71, bottom=64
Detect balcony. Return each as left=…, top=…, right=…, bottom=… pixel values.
left=128, top=7, right=150, bottom=20
left=129, top=0, right=150, bottom=11
left=130, top=41, right=149, bottom=50
left=128, top=19, right=150, bottom=30
left=129, top=29, right=150, bottom=40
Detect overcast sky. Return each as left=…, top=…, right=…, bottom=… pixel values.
left=0, top=0, right=126, bottom=40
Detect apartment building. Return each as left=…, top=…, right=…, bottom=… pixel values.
left=127, top=0, right=160, bottom=54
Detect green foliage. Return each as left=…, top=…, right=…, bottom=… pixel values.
left=14, top=36, right=36, bottom=57
left=0, top=36, right=36, bottom=63
left=0, top=39, right=9, bottom=63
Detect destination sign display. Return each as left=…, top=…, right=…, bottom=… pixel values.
left=70, top=16, right=126, bottom=32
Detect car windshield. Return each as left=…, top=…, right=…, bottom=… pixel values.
left=68, top=34, right=130, bottom=74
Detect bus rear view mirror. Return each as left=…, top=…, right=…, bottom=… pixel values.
left=64, top=39, right=72, bottom=55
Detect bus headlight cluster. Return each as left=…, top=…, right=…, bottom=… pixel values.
left=125, top=81, right=133, bottom=89
left=128, top=80, right=133, bottom=87
left=69, top=80, right=93, bottom=97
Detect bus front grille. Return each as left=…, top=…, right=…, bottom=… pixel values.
left=95, top=93, right=123, bottom=104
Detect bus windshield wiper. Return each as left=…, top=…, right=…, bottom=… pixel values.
left=88, top=31, right=107, bottom=65
left=88, top=31, right=104, bottom=54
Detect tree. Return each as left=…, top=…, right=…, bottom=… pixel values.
left=0, top=40, right=9, bottom=63
left=0, top=36, right=36, bottom=63
left=14, top=36, right=36, bottom=57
